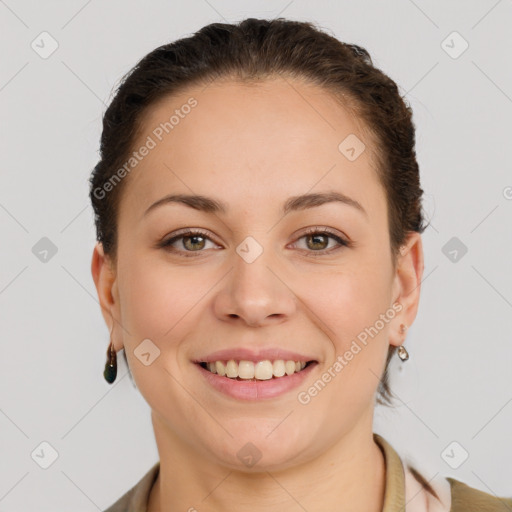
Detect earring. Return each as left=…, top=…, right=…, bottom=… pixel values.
left=103, top=339, right=117, bottom=384
left=397, top=324, right=409, bottom=361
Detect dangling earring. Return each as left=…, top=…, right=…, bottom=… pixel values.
left=103, top=338, right=117, bottom=384
left=397, top=323, right=409, bottom=361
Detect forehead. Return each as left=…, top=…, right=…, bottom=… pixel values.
left=120, top=77, right=384, bottom=223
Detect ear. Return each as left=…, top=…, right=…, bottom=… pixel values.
left=389, top=232, right=424, bottom=347
left=91, top=242, right=123, bottom=352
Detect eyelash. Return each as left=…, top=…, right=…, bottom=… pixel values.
left=159, top=227, right=351, bottom=258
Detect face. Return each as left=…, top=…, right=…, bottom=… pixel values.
left=92, top=76, right=423, bottom=471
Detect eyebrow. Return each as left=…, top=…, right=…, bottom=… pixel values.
left=143, top=191, right=368, bottom=219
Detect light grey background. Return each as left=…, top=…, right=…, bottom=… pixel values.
left=1, top=0, right=511, bottom=510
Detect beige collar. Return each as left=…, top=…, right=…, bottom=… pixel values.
left=374, top=433, right=451, bottom=512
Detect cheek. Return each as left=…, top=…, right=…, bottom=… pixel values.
left=308, top=268, right=393, bottom=406
left=309, top=274, right=392, bottom=402
left=119, top=250, right=202, bottom=321
left=310, top=264, right=392, bottom=344
left=116, top=255, right=204, bottom=405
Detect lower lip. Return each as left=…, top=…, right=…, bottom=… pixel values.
left=195, top=362, right=318, bottom=401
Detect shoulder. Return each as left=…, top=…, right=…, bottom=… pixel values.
left=103, top=461, right=160, bottom=512
left=103, top=488, right=135, bottom=512
left=447, top=477, right=512, bottom=512
left=405, top=462, right=512, bottom=511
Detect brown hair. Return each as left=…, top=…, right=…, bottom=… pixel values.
left=89, top=17, right=428, bottom=406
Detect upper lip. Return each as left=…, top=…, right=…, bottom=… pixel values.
left=193, top=347, right=318, bottom=364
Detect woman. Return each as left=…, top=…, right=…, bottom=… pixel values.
left=90, top=18, right=511, bottom=512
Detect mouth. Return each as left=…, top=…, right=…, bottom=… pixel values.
left=197, top=359, right=317, bottom=381
left=194, top=358, right=319, bottom=400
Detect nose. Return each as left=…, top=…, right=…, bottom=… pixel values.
left=212, top=242, right=297, bottom=327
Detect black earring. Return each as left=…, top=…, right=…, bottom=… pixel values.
left=103, top=340, right=117, bottom=384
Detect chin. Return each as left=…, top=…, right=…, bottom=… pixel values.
left=203, top=426, right=314, bottom=472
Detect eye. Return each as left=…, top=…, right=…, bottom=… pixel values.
left=159, top=229, right=219, bottom=257
left=291, top=227, right=350, bottom=255
left=158, top=226, right=351, bottom=258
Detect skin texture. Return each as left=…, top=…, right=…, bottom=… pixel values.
left=91, top=76, right=424, bottom=512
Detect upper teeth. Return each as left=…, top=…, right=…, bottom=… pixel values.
left=205, top=360, right=307, bottom=380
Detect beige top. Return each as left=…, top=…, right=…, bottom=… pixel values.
left=103, top=433, right=512, bottom=511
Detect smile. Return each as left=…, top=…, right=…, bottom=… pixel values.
left=200, top=359, right=312, bottom=380
left=195, top=359, right=318, bottom=400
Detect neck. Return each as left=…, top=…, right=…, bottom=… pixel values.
left=147, top=412, right=386, bottom=512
